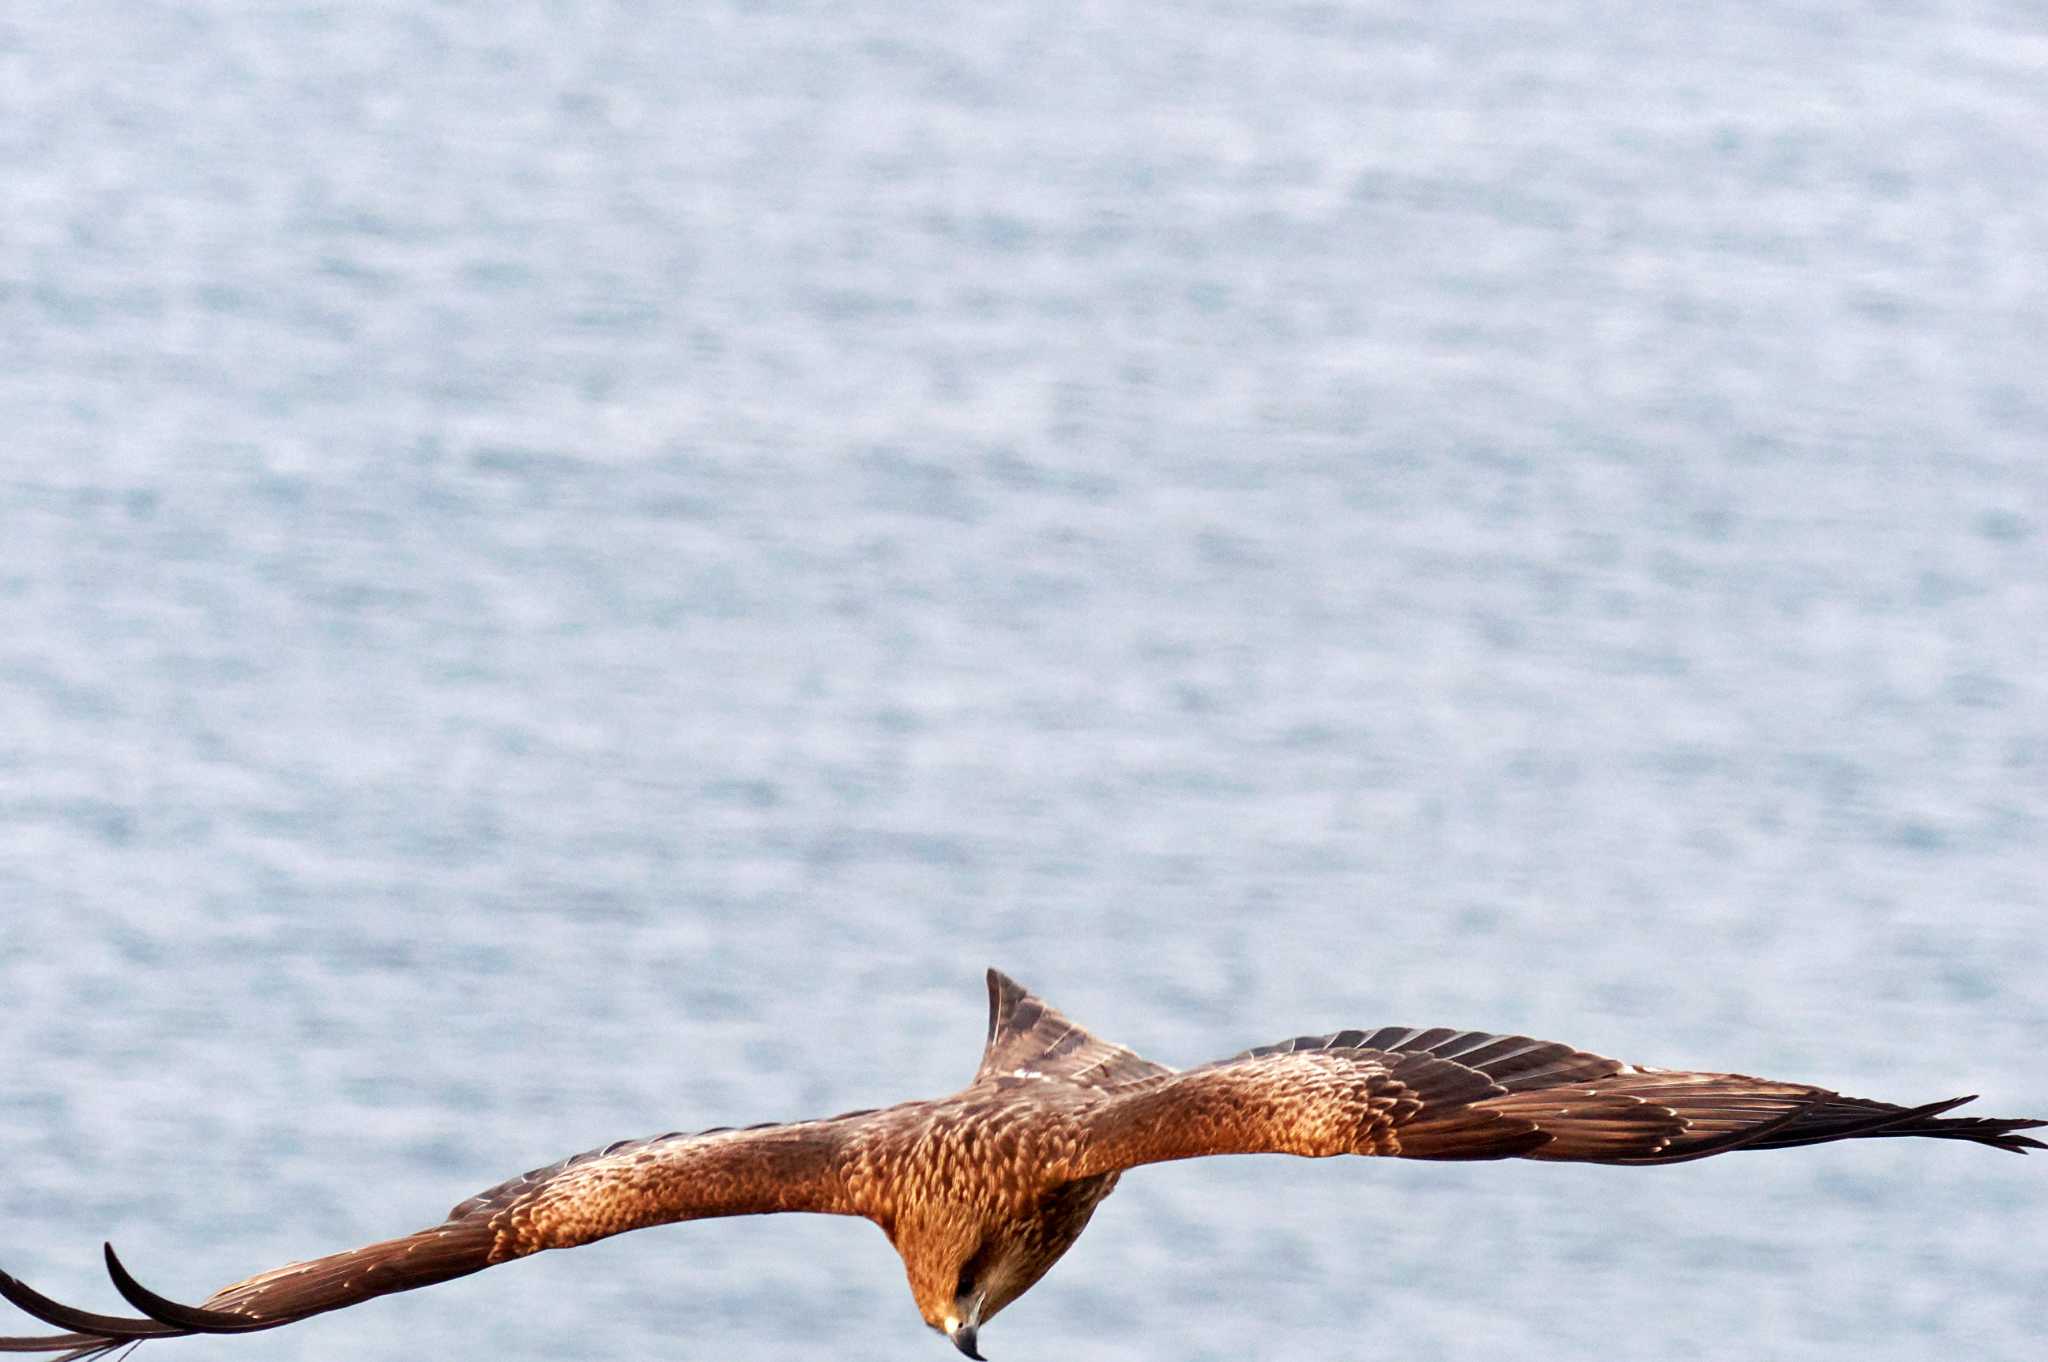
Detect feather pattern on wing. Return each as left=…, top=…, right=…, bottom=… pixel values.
left=1, top=1120, right=859, bottom=1357
left=1073, top=1025, right=2047, bottom=1176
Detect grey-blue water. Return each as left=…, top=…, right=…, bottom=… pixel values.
left=3, top=2, right=2044, bottom=1358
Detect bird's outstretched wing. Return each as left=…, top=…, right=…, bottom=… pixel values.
left=1, top=1120, right=857, bottom=1360
left=1068, top=1025, right=2047, bottom=1177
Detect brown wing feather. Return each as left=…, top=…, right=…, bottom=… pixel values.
left=1072, top=1028, right=2047, bottom=1177
left=1228, top=1025, right=1625, bottom=1092
left=0, top=1121, right=858, bottom=1357
left=1069, top=1048, right=1551, bottom=1174
left=215, top=1120, right=857, bottom=1316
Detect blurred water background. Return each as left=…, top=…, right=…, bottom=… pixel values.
left=3, top=2, right=2045, bottom=1359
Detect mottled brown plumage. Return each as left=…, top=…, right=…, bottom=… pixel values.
left=3, top=968, right=2041, bottom=1360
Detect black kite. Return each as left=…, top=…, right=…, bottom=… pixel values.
left=3, top=968, right=2040, bottom=1359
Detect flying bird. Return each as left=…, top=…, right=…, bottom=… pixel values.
left=3, top=969, right=2041, bottom=1360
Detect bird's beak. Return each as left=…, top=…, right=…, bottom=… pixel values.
left=947, top=1322, right=985, bottom=1360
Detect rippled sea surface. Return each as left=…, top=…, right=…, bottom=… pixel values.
left=4, top=3, right=2044, bottom=1359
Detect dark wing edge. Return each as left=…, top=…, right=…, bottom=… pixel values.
left=2, top=1120, right=859, bottom=1358
left=1068, top=1026, right=2047, bottom=1177
left=1222, top=1026, right=2046, bottom=1160
left=973, top=968, right=1173, bottom=1090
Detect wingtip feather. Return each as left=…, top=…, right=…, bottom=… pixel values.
left=102, top=1244, right=272, bottom=1335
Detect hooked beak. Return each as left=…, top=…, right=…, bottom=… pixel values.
left=947, top=1322, right=985, bottom=1360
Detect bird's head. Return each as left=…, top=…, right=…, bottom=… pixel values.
left=899, top=1216, right=994, bottom=1358
left=901, top=1208, right=1082, bottom=1358
left=921, top=1244, right=1034, bottom=1359
left=892, top=1157, right=1117, bottom=1356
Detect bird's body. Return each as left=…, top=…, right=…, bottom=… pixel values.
left=3, top=968, right=2041, bottom=1360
